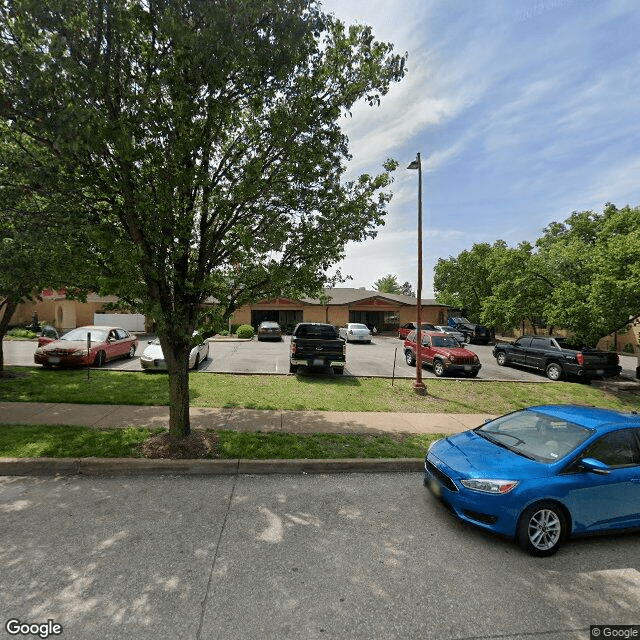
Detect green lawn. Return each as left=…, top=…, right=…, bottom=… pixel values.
left=0, top=424, right=439, bottom=460
left=1, top=366, right=638, bottom=414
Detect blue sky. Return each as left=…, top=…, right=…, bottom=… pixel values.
left=320, top=0, right=640, bottom=297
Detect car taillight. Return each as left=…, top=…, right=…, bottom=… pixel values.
left=576, top=352, right=584, bottom=365
left=291, top=343, right=296, bottom=353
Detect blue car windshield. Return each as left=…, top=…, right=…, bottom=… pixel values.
left=475, top=410, right=594, bottom=463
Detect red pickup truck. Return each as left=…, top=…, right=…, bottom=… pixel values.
left=404, top=330, right=481, bottom=378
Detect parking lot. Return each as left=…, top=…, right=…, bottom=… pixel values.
left=1, top=335, right=564, bottom=381
left=5, top=333, right=638, bottom=381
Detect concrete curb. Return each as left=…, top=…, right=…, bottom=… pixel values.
left=0, top=456, right=423, bottom=477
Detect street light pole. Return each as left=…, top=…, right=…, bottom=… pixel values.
left=407, top=153, right=426, bottom=394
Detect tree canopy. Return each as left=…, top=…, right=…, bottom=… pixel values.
left=434, top=204, right=640, bottom=345
left=373, top=274, right=415, bottom=297
left=0, top=122, right=95, bottom=371
left=0, top=0, right=406, bottom=435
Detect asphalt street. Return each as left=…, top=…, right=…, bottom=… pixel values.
left=2, top=472, right=639, bottom=640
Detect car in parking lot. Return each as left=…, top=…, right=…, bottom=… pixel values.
left=339, top=323, right=372, bottom=344
left=423, top=405, right=640, bottom=556
left=140, top=335, right=209, bottom=370
left=257, top=321, right=283, bottom=341
left=34, top=325, right=138, bottom=368
left=397, top=322, right=436, bottom=340
left=404, top=330, right=481, bottom=377
left=493, top=335, right=621, bottom=380
left=435, top=325, right=465, bottom=344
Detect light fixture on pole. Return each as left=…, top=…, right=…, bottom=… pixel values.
left=407, top=153, right=426, bottom=394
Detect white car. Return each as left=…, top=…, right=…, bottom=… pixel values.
left=140, top=336, right=209, bottom=371
left=339, top=323, right=372, bottom=344
left=435, top=325, right=465, bottom=344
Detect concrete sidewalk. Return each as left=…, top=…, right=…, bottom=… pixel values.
left=0, top=402, right=494, bottom=476
left=0, top=401, right=493, bottom=435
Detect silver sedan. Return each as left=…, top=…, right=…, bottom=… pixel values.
left=140, top=337, right=209, bottom=371
left=435, top=325, right=465, bottom=344
left=338, top=323, right=372, bottom=344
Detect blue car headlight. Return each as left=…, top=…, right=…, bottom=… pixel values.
left=460, top=479, right=519, bottom=494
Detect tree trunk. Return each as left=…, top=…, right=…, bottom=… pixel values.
left=160, top=333, right=193, bottom=439
left=167, top=357, right=191, bottom=438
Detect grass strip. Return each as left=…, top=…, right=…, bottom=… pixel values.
left=1, top=367, right=639, bottom=414
left=0, top=424, right=165, bottom=458
left=0, top=424, right=439, bottom=460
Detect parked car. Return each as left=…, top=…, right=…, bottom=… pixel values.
left=492, top=336, right=621, bottom=381
left=435, top=325, right=465, bottom=344
left=448, top=316, right=491, bottom=344
left=423, top=405, right=640, bottom=556
left=140, top=335, right=209, bottom=371
left=404, top=330, right=481, bottom=377
left=397, top=322, right=436, bottom=340
left=339, top=323, right=372, bottom=344
left=34, top=325, right=138, bottom=368
left=257, top=321, right=283, bottom=341
left=289, top=322, right=346, bottom=375
left=37, top=325, right=59, bottom=346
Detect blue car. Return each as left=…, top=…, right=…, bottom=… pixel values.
left=423, top=405, right=640, bottom=556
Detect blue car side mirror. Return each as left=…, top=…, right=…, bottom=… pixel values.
left=580, top=457, right=611, bottom=475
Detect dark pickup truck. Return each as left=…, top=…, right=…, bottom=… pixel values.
left=492, top=335, right=621, bottom=381
left=289, top=323, right=346, bottom=375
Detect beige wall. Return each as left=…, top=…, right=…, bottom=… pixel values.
left=398, top=306, right=447, bottom=326
left=328, top=307, right=349, bottom=327
left=230, top=306, right=252, bottom=325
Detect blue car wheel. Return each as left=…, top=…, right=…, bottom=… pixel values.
left=517, top=501, right=567, bottom=557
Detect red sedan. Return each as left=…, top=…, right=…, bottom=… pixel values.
left=397, top=322, right=436, bottom=340
left=34, top=325, right=138, bottom=368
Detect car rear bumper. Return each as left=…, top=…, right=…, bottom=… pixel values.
left=290, top=358, right=345, bottom=368
left=140, top=357, right=168, bottom=371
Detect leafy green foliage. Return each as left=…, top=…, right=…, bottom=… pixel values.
left=236, top=324, right=255, bottom=339
left=434, top=242, right=499, bottom=322
left=0, top=0, right=407, bottom=436
left=373, top=274, right=402, bottom=293
left=434, top=204, right=640, bottom=344
left=6, top=328, right=37, bottom=339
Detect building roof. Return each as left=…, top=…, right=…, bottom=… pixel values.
left=301, top=287, right=445, bottom=307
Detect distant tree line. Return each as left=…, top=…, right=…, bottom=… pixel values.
left=433, top=203, right=640, bottom=346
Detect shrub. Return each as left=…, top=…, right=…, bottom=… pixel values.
left=219, top=329, right=229, bottom=337
left=236, top=324, right=255, bottom=339
left=7, top=328, right=37, bottom=339
left=623, top=342, right=636, bottom=354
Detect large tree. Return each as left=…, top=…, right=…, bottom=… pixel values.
left=0, top=0, right=406, bottom=436
left=373, top=274, right=402, bottom=294
left=536, top=204, right=640, bottom=345
left=435, top=204, right=640, bottom=345
left=433, top=242, right=498, bottom=321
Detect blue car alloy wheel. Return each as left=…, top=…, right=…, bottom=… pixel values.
left=423, top=405, right=640, bottom=556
